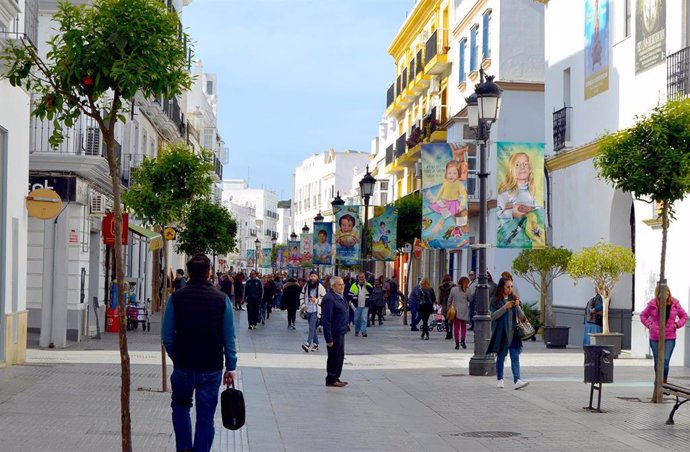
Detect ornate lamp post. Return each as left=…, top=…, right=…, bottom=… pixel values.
left=254, top=237, right=261, bottom=273
left=289, top=231, right=298, bottom=277
left=359, top=167, right=376, bottom=273
left=331, top=192, right=345, bottom=275
left=301, top=224, right=310, bottom=278
left=467, top=69, right=502, bottom=377
left=271, top=235, right=277, bottom=275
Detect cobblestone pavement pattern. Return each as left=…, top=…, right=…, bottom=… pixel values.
left=1, top=310, right=689, bottom=451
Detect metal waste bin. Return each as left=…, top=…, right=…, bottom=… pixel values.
left=584, top=345, right=613, bottom=383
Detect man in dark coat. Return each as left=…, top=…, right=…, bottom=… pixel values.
left=321, top=276, right=349, bottom=387
left=244, top=271, right=263, bottom=329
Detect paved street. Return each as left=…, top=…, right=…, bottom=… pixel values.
left=2, top=309, right=690, bottom=451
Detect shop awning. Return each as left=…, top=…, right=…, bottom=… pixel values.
left=128, top=223, right=163, bottom=251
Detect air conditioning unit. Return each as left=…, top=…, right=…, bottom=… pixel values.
left=90, top=193, right=106, bottom=215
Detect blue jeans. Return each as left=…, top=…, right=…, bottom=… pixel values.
left=305, top=311, right=319, bottom=346
left=650, top=339, right=676, bottom=381
left=354, top=307, right=369, bottom=334
left=170, top=367, right=223, bottom=452
left=389, top=295, right=399, bottom=313
left=274, top=293, right=282, bottom=309
left=496, top=338, right=522, bottom=383
left=409, top=303, right=419, bottom=329
left=259, top=301, right=267, bottom=323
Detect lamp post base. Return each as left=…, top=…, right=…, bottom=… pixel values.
left=469, top=356, right=497, bottom=376
left=469, top=313, right=496, bottom=376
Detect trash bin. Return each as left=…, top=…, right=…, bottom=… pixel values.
left=106, top=307, right=120, bottom=333
left=584, top=345, right=613, bottom=383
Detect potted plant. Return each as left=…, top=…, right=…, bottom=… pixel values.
left=512, top=246, right=572, bottom=348
left=567, top=241, right=635, bottom=357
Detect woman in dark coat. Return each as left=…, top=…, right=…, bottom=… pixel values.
left=418, top=277, right=436, bottom=340
left=438, top=274, right=454, bottom=340
left=282, top=277, right=301, bottom=329
left=487, top=277, right=529, bottom=390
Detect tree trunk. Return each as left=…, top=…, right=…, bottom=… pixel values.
left=652, top=202, right=669, bottom=403
left=541, top=272, right=551, bottom=327
left=104, top=133, right=132, bottom=452
left=160, top=236, right=169, bottom=392
left=151, top=241, right=161, bottom=312
left=601, top=289, right=610, bottom=335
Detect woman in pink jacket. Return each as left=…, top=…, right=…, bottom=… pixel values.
left=640, top=286, right=688, bottom=383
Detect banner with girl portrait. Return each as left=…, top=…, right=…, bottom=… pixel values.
left=261, top=248, right=272, bottom=269
left=246, top=249, right=255, bottom=269
left=496, top=142, right=546, bottom=249
left=274, top=245, right=288, bottom=270
left=334, top=205, right=361, bottom=266
left=371, top=206, right=398, bottom=261
left=287, top=240, right=301, bottom=268
left=300, top=232, right=313, bottom=268
left=421, top=142, right=470, bottom=249
left=312, top=222, right=333, bottom=265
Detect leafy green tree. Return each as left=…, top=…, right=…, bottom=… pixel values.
left=176, top=200, right=237, bottom=256
left=595, top=98, right=690, bottom=402
left=567, top=242, right=635, bottom=335
left=123, top=142, right=213, bottom=391
left=394, top=192, right=422, bottom=249
left=512, top=246, right=572, bottom=327
left=1, top=1, right=192, bottom=449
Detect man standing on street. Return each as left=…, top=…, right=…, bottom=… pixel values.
left=172, top=268, right=187, bottom=292
left=322, top=276, right=349, bottom=387
left=244, top=270, right=263, bottom=329
left=348, top=272, right=372, bottom=337
left=162, top=254, right=237, bottom=452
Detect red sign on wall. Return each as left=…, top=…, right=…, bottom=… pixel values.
left=102, top=212, right=129, bottom=245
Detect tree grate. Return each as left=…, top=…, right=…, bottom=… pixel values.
left=441, top=374, right=467, bottom=377
left=458, top=431, right=521, bottom=438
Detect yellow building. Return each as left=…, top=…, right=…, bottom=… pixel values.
left=384, top=0, right=451, bottom=203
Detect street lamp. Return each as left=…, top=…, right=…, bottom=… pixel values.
left=254, top=237, right=261, bottom=273
left=359, top=166, right=376, bottom=273
left=331, top=192, right=345, bottom=275
left=290, top=231, right=297, bottom=241
left=467, top=69, right=502, bottom=377
left=314, top=212, right=324, bottom=222
left=271, top=235, right=277, bottom=275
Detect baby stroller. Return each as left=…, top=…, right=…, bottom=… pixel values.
left=126, top=298, right=151, bottom=331
left=428, top=305, right=446, bottom=332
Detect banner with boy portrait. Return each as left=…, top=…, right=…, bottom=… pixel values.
left=300, top=232, right=313, bottom=268
left=274, top=245, right=287, bottom=270
left=421, top=142, right=470, bottom=249
left=334, top=205, right=361, bottom=266
left=261, top=248, right=272, bottom=269
left=371, top=206, right=398, bottom=261
left=246, top=249, right=255, bottom=269
left=287, top=240, right=301, bottom=268
left=496, top=142, right=546, bottom=249
left=312, top=222, right=333, bottom=265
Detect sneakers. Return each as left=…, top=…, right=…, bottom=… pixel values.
left=301, top=343, right=310, bottom=353
left=514, top=380, right=529, bottom=390
left=355, top=332, right=360, bottom=337
left=311, top=344, right=319, bottom=352
left=362, top=333, right=368, bottom=337
left=497, top=379, right=505, bottom=389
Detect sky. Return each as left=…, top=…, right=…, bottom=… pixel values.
left=183, top=0, right=414, bottom=200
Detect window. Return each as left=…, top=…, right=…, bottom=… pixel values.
left=459, top=39, right=467, bottom=83
left=470, top=25, right=478, bottom=72
left=625, top=0, right=632, bottom=38
left=206, top=80, right=214, bottom=95
left=482, top=11, right=491, bottom=59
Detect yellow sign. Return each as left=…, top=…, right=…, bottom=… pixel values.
left=26, top=188, right=62, bottom=219
left=164, top=227, right=176, bottom=240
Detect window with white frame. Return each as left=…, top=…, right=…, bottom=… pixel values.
left=482, top=10, right=491, bottom=60
left=459, top=38, right=467, bottom=83
left=470, top=25, right=479, bottom=72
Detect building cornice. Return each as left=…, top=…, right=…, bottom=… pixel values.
left=545, top=141, right=599, bottom=172
left=496, top=81, right=544, bottom=92
left=388, top=0, right=443, bottom=59
left=452, top=0, right=489, bottom=39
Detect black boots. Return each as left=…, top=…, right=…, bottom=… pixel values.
left=445, top=332, right=452, bottom=340
left=455, top=342, right=460, bottom=350
left=461, top=340, right=467, bottom=349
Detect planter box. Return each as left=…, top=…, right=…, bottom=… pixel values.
left=589, top=333, right=624, bottom=358
left=543, top=326, right=570, bottom=349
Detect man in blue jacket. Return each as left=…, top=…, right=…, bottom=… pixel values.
left=321, top=276, right=349, bottom=387
left=162, top=254, right=237, bottom=452
left=347, top=272, right=372, bottom=337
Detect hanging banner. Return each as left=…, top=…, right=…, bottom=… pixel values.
left=584, top=0, right=609, bottom=99
left=371, top=206, right=398, bottom=261
left=287, top=240, right=301, bottom=268
left=274, top=245, right=287, bottom=270
left=334, top=205, right=361, bottom=266
left=421, top=142, right=470, bottom=249
left=300, top=232, right=313, bottom=268
left=635, top=0, right=665, bottom=74
left=496, top=142, right=546, bottom=249
left=261, top=248, right=272, bottom=269
left=312, top=222, right=333, bottom=265
left=246, top=249, right=255, bottom=269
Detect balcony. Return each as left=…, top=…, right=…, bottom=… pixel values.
left=423, top=30, right=450, bottom=76
left=212, top=154, right=223, bottom=181
left=136, top=93, right=185, bottom=143
left=668, top=46, right=690, bottom=99
left=552, top=106, right=571, bottom=152
left=386, top=83, right=395, bottom=108
left=395, top=133, right=407, bottom=159
left=385, top=144, right=395, bottom=166
left=121, top=153, right=145, bottom=187
left=29, top=114, right=117, bottom=195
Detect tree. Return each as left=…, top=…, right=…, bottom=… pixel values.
left=1, top=1, right=192, bottom=449
left=567, top=242, right=635, bottom=335
left=595, top=98, right=690, bottom=402
left=176, top=200, right=237, bottom=256
left=122, top=142, right=213, bottom=392
left=394, top=192, right=422, bottom=249
left=512, top=246, right=572, bottom=327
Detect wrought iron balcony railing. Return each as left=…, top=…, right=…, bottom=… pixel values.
left=425, top=30, right=438, bottom=65
left=121, top=153, right=145, bottom=186
left=409, top=59, right=415, bottom=81
left=385, top=144, right=394, bottom=166
left=416, top=50, right=423, bottom=75
left=386, top=83, right=394, bottom=108
left=668, top=46, right=690, bottom=99
left=552, top=106, right=571, bottom=152
left=395, top=133, right=407, bottom=158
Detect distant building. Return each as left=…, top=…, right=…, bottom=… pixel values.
left=276, top=200, right=293, bottom=243
left=222, top=180, right=278, bottom=255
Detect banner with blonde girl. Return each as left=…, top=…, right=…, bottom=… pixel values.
left=496, top=142, right=546, bottom=249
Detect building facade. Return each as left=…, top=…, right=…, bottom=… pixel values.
left=276, top=200, right=293, bottom=243
left=544, top=0, right=690, bottom=363
left=222, top=180, right=278, bottom=254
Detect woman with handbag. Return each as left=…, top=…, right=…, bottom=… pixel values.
left=301, top=271, right=327, bottom=352
left=438, top=275, right=455, bottom=340
left=582, top=287, right=603, bottom=346
left=418, top=278, right=436, bottom=340
left=487, top=277, right=529, bottom=390
left=448, top=276, right=471, bottom=349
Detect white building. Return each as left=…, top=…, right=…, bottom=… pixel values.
left=0, top=0, right=32, bottom=365
left=543, top=0, right=690, bottom=363
left=224, top=199, right=257, bottom=271
left=222, top=180, right=278, bottom=253
left=276, top=200, right=293, bottom=243
left=292, top=149, right=371, bottom=229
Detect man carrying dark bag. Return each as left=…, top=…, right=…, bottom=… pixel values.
left=162, top=254, right=238, bottom=452
left=321, top=276, right=349, bottom=387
